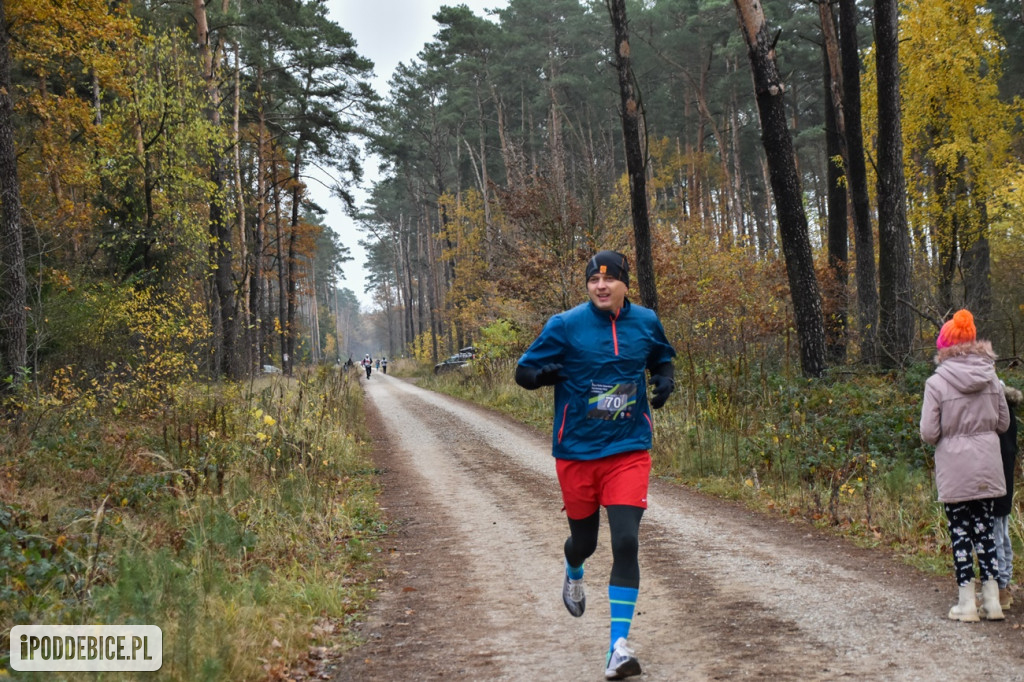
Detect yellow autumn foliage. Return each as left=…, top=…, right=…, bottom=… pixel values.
left=863, top=0, right=1021, bottom=256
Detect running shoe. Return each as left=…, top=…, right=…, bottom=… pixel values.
left=562, top=564, right=585, bottom=617
left=605, top=637, right=641, bottom=680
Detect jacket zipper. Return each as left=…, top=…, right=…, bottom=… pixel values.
left=557, top=403, right=569, bottom=443
left=610, top=309, right=620, bottom=355
left=558, top=307, right=624, bottom=444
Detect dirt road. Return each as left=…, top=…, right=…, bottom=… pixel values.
left=326, top=372, right=1024, bottom=681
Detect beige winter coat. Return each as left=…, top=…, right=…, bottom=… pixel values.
left=919, top=340, right=1010, bottom=503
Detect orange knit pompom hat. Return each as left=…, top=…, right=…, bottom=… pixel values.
left=936, top=309, right=976, bottom=349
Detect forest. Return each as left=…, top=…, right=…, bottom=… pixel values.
left=355, top=0, right=1024, bottom=376
left=1, top=0, right=1023, bottom=678
left=0, top=0, right=1022, bottom=384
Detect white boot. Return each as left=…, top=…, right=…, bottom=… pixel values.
left=980, top=579, right=1005, bottom=620
left=948, top=580, right=980, bottom=622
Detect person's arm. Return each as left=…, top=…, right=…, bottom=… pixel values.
left=515, top=315, right=568, bottom=390
left=645, top=313, right=677, bottom=411
left=515, top=363, right=567, bottom=390
left=920, top=380, right=942, bottom=445
left=648, top=361, right=675, bottom=409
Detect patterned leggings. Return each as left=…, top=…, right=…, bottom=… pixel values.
left=945, top=499, right=999, bottom=586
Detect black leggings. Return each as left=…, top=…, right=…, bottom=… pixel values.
left=564, top=505, right=644, bottom=589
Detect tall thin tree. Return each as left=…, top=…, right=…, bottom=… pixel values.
left=839, top=0, right=879, bottom=363
left=733, top=0, right=827, bottom=378
left=194, top=0, right=238, bottom=378
left=0, top=0, right=26, bottom=389
left=820, top=2, right=848, bottom=365
left=606, top=0, right=657, bottom=311
left=873, top=0, right=913, bottom=368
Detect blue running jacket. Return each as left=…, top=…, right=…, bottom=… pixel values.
left=518, top=299, right=676, bottom=461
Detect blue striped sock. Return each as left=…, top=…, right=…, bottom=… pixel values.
left=608, top=585, right=638, bottom=649
left=566, top=559, right=584, bottom=580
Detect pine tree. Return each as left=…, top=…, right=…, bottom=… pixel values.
left=733, top=0, right=826, bottom=377
left=0, top=0, right=26, bottom=389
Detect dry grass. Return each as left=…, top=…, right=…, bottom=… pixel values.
left=1, top=365, right=384, bottom=680
left=419, top=360, right=1023, bottom=583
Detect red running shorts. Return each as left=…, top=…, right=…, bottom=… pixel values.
left=555, top=450, right=651, bottom=520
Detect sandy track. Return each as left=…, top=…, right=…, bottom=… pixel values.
left=326, top=372, right=1024, bottom=681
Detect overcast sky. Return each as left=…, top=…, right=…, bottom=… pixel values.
left=313, top=1, right=508, bottom=308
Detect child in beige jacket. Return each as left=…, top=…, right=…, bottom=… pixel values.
left=920, top=309, right=1010, bottom=622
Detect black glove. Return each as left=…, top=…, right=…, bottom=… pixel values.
left=536, top=363, right=567, bottom=386
left=515, top=363, right=567, bottom=390
left=649, top=362, right=675, bottom=409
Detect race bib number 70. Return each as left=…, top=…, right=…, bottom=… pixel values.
left=587, top=382, right=637, bottom=420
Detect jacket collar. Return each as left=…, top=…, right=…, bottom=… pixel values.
left=934, top=339, right=996, bottom=364
left=588, top=297, right=631, bottom=319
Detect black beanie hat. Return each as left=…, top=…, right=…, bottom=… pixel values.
left=585, top=250, right=630, bottom=287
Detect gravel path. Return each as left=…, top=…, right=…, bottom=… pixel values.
left=324, top=372, right=1024, bottom=681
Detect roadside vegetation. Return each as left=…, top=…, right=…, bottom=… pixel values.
left=0, top=366, right=383, bottom=680
left=414, top=334, right=1022, bottom=582
left=2, top=0, right=1023, bottom=678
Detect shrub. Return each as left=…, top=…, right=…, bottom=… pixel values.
left=0, top=365, right=383, bottom=679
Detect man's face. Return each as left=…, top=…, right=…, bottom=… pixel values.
left=587, top=272, right=627, bottom=312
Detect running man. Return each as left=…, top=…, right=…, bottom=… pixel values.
left=515, top=250, right=676, bottom=680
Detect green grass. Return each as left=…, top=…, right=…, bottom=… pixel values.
left=0, top=365, right=385, bottom=679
